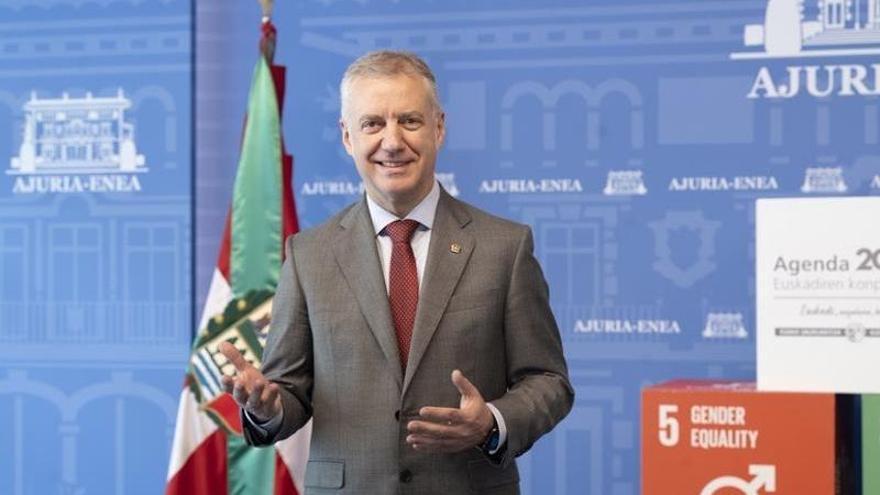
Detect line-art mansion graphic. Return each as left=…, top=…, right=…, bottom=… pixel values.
left=9, top=89, right=146, bottom=175
left=733, top=0, right=880, bottom=58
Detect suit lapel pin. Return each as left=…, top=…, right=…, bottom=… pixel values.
left=450, top=242, right=461, bottom=254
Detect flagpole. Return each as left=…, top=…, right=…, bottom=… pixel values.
left=259, top=0, right=273, bottom=19
left=259, top=0, right=276, bottom=64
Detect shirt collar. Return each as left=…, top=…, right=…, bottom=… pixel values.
left=366, top=180, right=440, bottom=236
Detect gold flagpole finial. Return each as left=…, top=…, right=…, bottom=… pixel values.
left=258, top=0, right=273, bottom=21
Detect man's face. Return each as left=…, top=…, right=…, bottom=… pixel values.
left=341, top=74, right=445, bottom=215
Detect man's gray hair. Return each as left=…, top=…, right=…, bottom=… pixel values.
left=340, top=50, right=441, bottom=119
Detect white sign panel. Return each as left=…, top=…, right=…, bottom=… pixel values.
left=757, top=197, right=880, bottom=393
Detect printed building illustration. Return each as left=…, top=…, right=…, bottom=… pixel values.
left=10, top=89, right=146, bottom=175
left=741, top=0, right=880, bottom=56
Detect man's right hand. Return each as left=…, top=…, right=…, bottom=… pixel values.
left=219, top=342, right=282, bottom=423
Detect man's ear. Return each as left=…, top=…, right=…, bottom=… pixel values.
left=435, top=111, right=446, bottom=147
left=340, top=119, right=354, bottom=156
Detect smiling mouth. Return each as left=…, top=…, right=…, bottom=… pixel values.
left=374, top=160, right=413, bottom=168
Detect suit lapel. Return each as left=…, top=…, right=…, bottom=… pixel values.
left=332, top=199, right=403, bottom=389
left=403, top=191, right=473, bottom=395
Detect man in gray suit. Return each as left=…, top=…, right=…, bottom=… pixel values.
left=220, top=50, right=573, bottom=494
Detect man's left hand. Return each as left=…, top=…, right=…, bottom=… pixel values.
left=406, top=369, right=494, bottom=453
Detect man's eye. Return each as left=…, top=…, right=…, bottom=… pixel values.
left=401, top=118, right=422, bottom=129
left=361, top=121, right=381, bottom=131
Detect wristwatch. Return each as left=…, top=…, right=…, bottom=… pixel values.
left=480, top=415, right=500, bottom=453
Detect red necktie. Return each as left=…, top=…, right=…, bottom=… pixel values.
left=385, top=219, right=420, bottom=370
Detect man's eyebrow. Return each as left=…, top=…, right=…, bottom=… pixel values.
left=358, top=114, right=383, bottom=123
left=397, top=111, right=424, bottom=120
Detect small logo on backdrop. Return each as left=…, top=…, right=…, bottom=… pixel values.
left=8, top=90, right=147, bottom=194
left=603, top=170, right=647, bottom=196
left=668, top=176, right=779, bottom=192
left=478, top=178, right=583, bottom=194
left=847, top=322, right=867, bottom=342
left=732, top=0, right=880, bottom=98
left=801, top=167, right=848, bottom=193
left=703, top=312, right=749, bottom=339
left=649, top=211, right=721, bottom=288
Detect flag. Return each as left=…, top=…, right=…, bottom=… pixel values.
left=166, top=20, right=310, bottom=495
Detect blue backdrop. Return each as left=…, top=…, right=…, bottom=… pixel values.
left=0, top=0, right=192, bottom=494
left=3, top=0, right=880, bottom=493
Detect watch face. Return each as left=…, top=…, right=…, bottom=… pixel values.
left=488, top=433, right=499, bottom=450
left=483, top=427, right=500, bottom=452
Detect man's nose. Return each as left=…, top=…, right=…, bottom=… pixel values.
left=380, top=124, right=404, bottom=152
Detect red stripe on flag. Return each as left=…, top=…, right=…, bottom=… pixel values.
left=269, top=64, right=299, bottom=258
left=217, top=210, right=232, bottom=281
left=165, top=429, right=228, bottom=495
left=281, top=152, right=298, bottom=257
left=204, top=393, right=244, bottom=436
left=270, top=65, right=286, bottom=117
left=273, top=452, right=299, bottom=495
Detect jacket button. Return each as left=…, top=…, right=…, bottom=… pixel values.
left=399, top=469, right=413, bottom=483
left=394, top=410, right=400, bottom=421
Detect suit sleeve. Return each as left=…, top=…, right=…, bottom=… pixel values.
left=242, top=234, right=314, bottom=446
left=490, top=227, right=574, bottom=466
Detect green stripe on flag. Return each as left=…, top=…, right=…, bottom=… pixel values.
left=231, top=56, right=283, bottom=296
left=227, top=55, right=285, bottom=494
left=228, top=434, right=276, bottom=495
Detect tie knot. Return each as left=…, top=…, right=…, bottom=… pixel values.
left=385, top=219, right=420, bottom=244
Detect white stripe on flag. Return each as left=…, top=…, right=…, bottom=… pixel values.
left=198, top=269, right=234, bottom=331
left=192, top=350, right=222, bottom=398
left=167, top=269, right=232, bottom=481
left=199, top=348, right=226, bottom=390
left=166, top=387, right=219, bottom=480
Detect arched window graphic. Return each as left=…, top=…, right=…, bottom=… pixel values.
left=500, top=80, right=557, bottom=154
left=131, top=86, right=178, bottom=163
left=0, top=371, right=177, bottom=494
left=0, top=372, right=67, bottom=495
left=69, top=375, right=178, bottom=494
left=501, top=80, right=644, bottom=153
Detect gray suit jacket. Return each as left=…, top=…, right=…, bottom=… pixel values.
left=244, top=189, right=573, bottom=494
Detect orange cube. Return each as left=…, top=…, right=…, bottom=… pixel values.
left=642, top=380, right=838, bottom=495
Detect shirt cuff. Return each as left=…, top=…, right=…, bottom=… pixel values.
left=244, top=409, right=283, bottom=437
left=485, top=402, right=507, bottom=455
